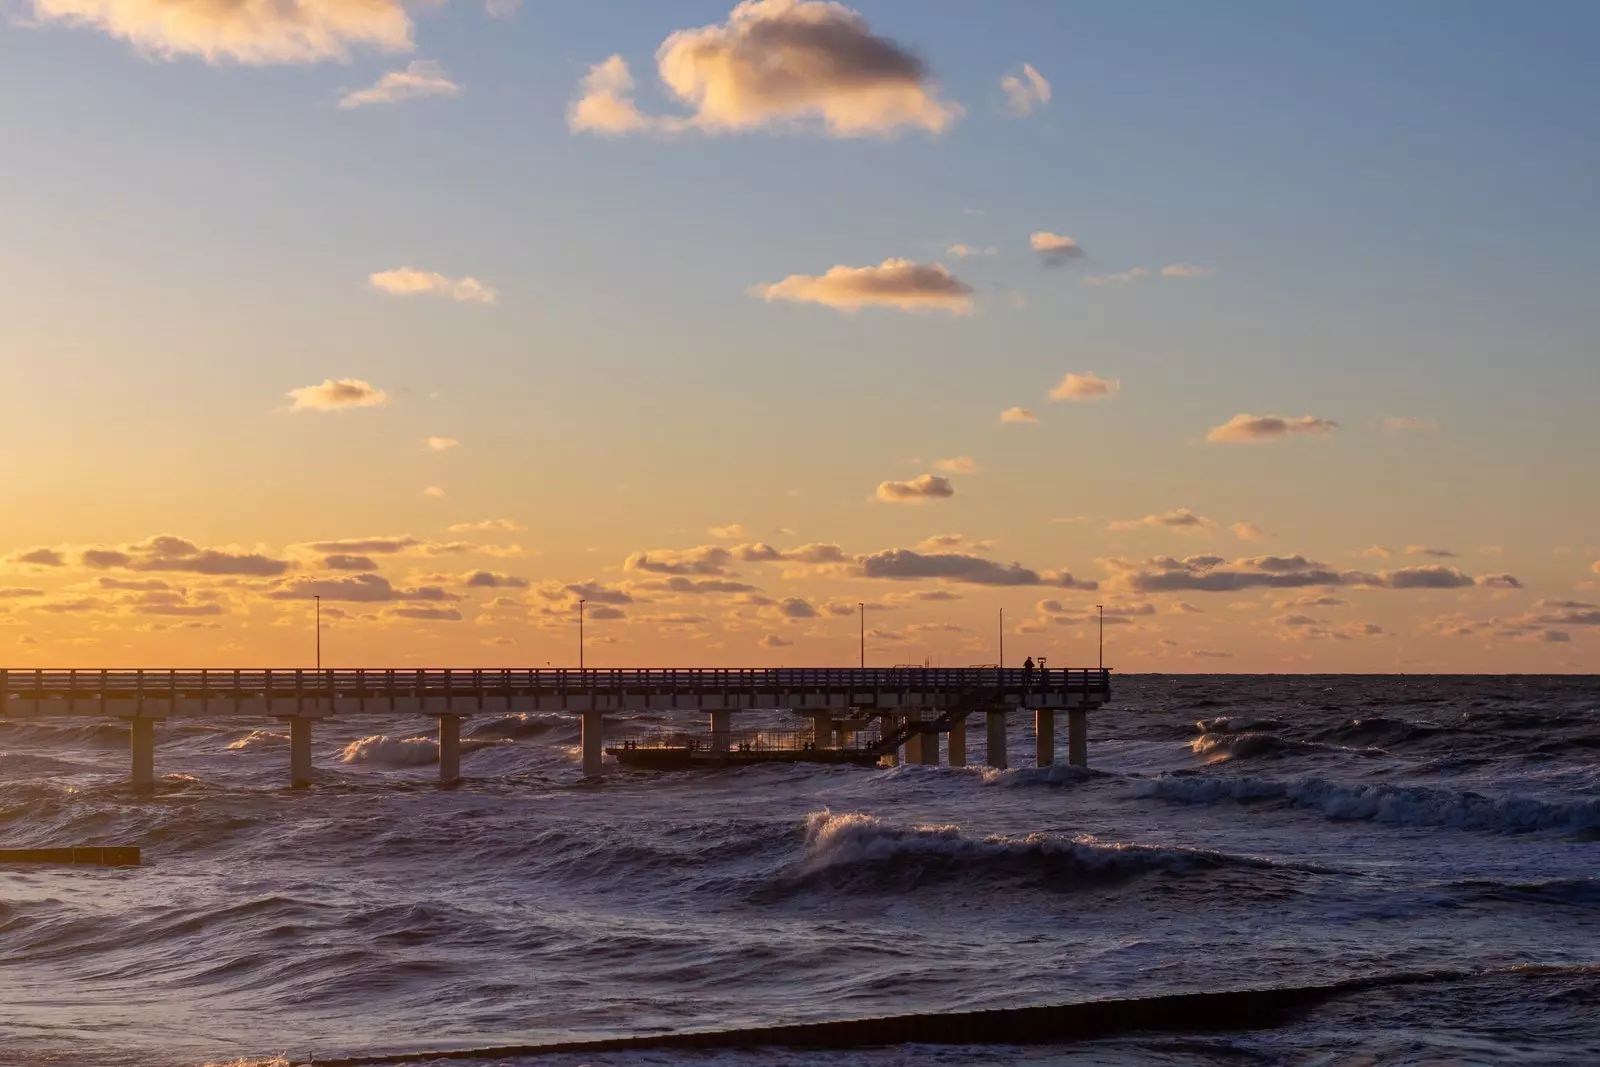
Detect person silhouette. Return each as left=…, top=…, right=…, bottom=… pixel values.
left=1022, top=656, right=1035, bottom=693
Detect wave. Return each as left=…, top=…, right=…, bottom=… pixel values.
left=1442, top=876, right=1600, bottom=909
left=1190, top=731, right=1386, bottom=763
left=465, top=712, right=570, bottom=741
left=1133, top=773, right=1600, bottom=834
left=226, top=729, right=289, bottom=752
left=768, top=810, right=1332, bottom=896
left=1196, top=715, right=1285, bottom=734
left=338, top=734, right=513, bottom=768
left=976, top=763, right=1112, bottom=788
left=0, top=751, right=84, bottom=776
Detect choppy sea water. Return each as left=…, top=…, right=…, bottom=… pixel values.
left=2, top=674, right=1598, bottom=1067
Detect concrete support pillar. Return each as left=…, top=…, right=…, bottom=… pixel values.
left=580, top=710, right=604, bottom=777
left=833, top=722, right=851, bottom=748
left=907, top=713, right=938, bottom=765
left=986, top=709, right=1008, bottom=770
left=1068, top=708, right=1089, bottom=768
left=437, top=714, right=466, bottom=784
left=709, top=709, right=732, bottom=752
left=881, top=715, right=900, bottom=767
left=1035, top=708, right=1055, bottom=767
left=125, top=717, right=158, bottom=789
left=810, top=713, right=833, bottom=749
left=947, top=716, right=966, bottom=766
left=286, top=716, right=314, bottom=788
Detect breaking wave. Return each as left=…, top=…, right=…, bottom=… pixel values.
left=1133, top=774, right=1600, bottom=834
left=226, top=729, right=289, bottom=752
left=338, top=734, right=511, bottom=767
left=1190, top=731, right=1386, bottom=763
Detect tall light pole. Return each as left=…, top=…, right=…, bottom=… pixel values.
left=1097, top=603, right=1104, bottom=671
left=999, top=607, right=1004, bottom=670
left=578, top=599, right=586, bottom=672
left=858, top=602, right=865, bottom=669
left=313, top=595, right=321, bottom=672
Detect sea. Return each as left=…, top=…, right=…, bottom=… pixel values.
left=2, top=674, right=1598, bottom=1067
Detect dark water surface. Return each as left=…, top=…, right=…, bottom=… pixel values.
left=2, top=675, right=1598, bottom=1066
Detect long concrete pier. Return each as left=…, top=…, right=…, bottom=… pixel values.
left=0, top=666, right=1111, bottom=787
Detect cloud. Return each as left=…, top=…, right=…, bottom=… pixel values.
left=424, top=436, right=460, bottom=452
left=462, top=571, right=529, bottom=589
left=1161, top=264, right=1215, bottom=278
left=1108, top=508, right=1213, bottom=535
left=422, top=486, right=445, bottom=499
left=629, top=576, right=761, bottom=596
left=931, top=456, right=979, bottom=475
left=707, top=524, right=747, bottom=540
left=369, top=268, right=498, bottom=305
left=388, top=607, right=463, bottom=622
left=269, top=574, right=457, bottom=603
left=1541, top=630, right=1571, bottom=643
left=569, top=0, right=961, bottom=138
left=999, top=63, right=1050, bottom=116
left=1594, top=561, right=1600, bottom=575
left=625, top=545, right=735, bottom=576
left=1361, top=545, right=1393, bottom=559
left=946, top=244, right=995, bottom=258
left=859, top=549, right=1040, bottom=586
left=1406, top=545, right=1457, bottom=558
left=340, top=60, right=459, bottom=109
left=916, top=534, right=993, bottom=552
left=0, top=588, right=44, bottom=599
left=287, top=378, right=387, bottom=412
left=1186, top=648, right=1232, bottom=659
left=1172, top=602, right=1204, bottom=614
left=1049, top=372, right=1120, bottom=402
left=759, top=634, right=794, bottom=648
left=754, top=258, right=973, bottom=314
left=1030, top=232, right=1083, bottom=266
left=27, top=0, right=414, bottom=65
left=536, top=580, right=634, bottom=606
left=322, top=554, right=377, bottom=571
left=1105, top=553, right=1516, bottom=594
left=876, top=474, right=955, bottom=503
left=1384, top=416, right=1439, bottom=433
left=1084, top=267, right=1149, bottom=287
left=1000, top=407, right=1038, bottom=424
left=773, top=597, right=816, bottom=619
left=884, top=589, right=961, bottom=603
left=1206, top=414, right=1338, bottom=444
left=1231, top=522, right=1265, bottom=542
left=75, top=535, right=291, bottom=577
left=304, top=536, right=421, bottom=555
left=446, top=519, right=523, bottom=533
left=7, top=548, right=67, bottom=568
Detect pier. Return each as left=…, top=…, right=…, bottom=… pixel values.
left=0, top=667, right=1111, bottom=786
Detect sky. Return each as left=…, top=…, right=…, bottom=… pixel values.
left=1, top=0, right=1597, bottom=671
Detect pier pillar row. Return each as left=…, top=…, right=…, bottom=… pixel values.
left=1035, top=708, right=1055, bottom=767
left=437, top=713, right=468, bottom=784
left=985, top=708, right=1008, bottom=770
left=276, top=715, right=318, bottom=788
left=809, top=712, right=834, bottom=749
left=907, top=712, right=938, bottom=766
left=1068, top=708, right=1089, bottom=768
left=580, top=710, right=605, bottom=777
left=121, top=716, right=162, bottom=789
left=709, top=709, right=732, bottom=753
left=947, top=715, right=967, bottom=766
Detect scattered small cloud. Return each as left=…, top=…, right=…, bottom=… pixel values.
left=1161, top=264, right=1215, bottom=279
left=999, top=63, right=1050, bottom=116
left=916, top=533, right=993, bottom=553
left=369, top=268, right=497, bottom=305
left=7, top=548, right=67, bottom=568
left=1206, top=414, right=1338, bottom=444
left=1000, top=407, right=1038, bottom=424
left=462, top=571, right=529, bottom=589
left=1406, top=545, right=1457, bottom=558
left=946, top=244, right=996, bottom=258
left=340, top=60, right=460, bottom=109
left=1084, top=267, right=1148, bottom=287
left=447, top=519, right=524, bottom=533
left=1361, top=545, right=1393, bottom=559
left=422, top=486, right=445, bottom=499
left=287, top=378, right=387, bottom=412
left=423, top=436, right=459, bottom=452
left=323, top=554, right=378, bottom=571
left=1384, top=416, right=1439, bottom=433
left=876, top=474, right=955, bottom=503
left=1109, top=508, right=1214, bottom=535
left=931, top=456, right=979, bottom=475
left=568, top=0, right=962, bottom=138
left=1049, top=372, right=1120, bottom=402
left=1030, top=232, right=1083, bottom=266
left=1231, top=522, right=1265, bottom=542
left=1186, top=649, right=1232, bottom=659
left=753, top=258, right=973, bottom=314
left=759, top=634, right=794, bottom=648
left=707, top=524, right=747, bottom=539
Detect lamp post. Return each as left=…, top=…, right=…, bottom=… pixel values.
left=858, top=602, right=865, bottom=669
left=1097, top=603, right=1104, bottom=671
left=999, top=607, right=1004, bottom=670
left=578, top=599, right=586, bottom=672
left=313, top=595, right=321, bottom=671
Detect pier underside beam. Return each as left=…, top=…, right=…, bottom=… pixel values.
left=986, top=709, right=1008, bottom=770
left=1035, top=709, right=1055, bottom=767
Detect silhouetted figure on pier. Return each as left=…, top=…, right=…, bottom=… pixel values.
left=1022, top=657, right=1035, bottom=694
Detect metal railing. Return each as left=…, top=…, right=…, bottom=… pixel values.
left=0, top=666, right=1112, bottom=701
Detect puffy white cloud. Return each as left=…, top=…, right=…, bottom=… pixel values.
left=287, top=378, right=387, bottom=412
left=945, top=244, right=995, bottom=258
left=1049, top=371, right=1120, bottom=402
left=754, top=258, right=973, bottom=314
left=625, top=545, right=735, bottom=576
left=931, top=456, right=979, bottom=475
left=6, top=548, right=67, bottom=568
left=340, top=60, right=460, bottom=109
left=422, top=486, right=445, bottom=499
left=876, top=474, right=955, bottom=503
left=536, top=581, right=633, bottom=606
left=859, top=550, right=1040, bottom=586
left=1361, top=545, right=1393, bottom=559
left=1109, top=508, right=1213, bottom=534
left=1030, top=232, right=1083, bottom=265
left=28, top=0, right=414, bottom=65
left=1000, top=407, right=1038, bottom=424
left=462, top=571, right=528, bottom=589
left=1206, top=414, right=1338, bottom=443
left=1231, top=522, right=1265, bottom=542
left=999, top=63, right=1050, bottom=116
left=1084, top=267, right=1148, bottom=287
left=369, top=268, right=497, bottom=305
left=570, top=0, right=962, bottom=138
left=1161, top=264, right=1215, bottom=278
left=707, top=524, right=747, bottom=539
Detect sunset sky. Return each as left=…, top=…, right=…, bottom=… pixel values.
left=2, top=1, right=1597, bottom=671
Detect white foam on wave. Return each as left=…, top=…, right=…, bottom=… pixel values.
left=977, top=763, right=1108, bottom=787
left=1196, top=715, right=1282, bottom=734
left=340, top=734, right=439, bottom=767
left=1134, top=773, right=1600, bottom=834
left=226, top=729, right=289, bottom=752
